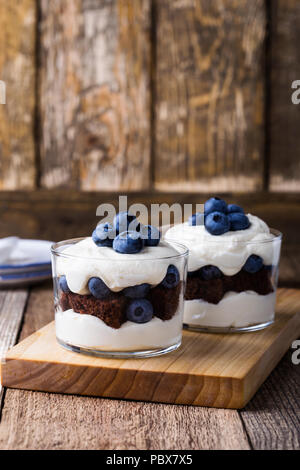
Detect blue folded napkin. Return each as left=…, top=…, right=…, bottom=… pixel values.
left=0, top=238, right=53, bottom=285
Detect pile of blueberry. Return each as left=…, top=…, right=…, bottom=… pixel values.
left=189, top=197, right=250, bottom=236
left=92, top=211, right=161, bottom=254
left=188, top=198, right=265, bottom=274
left=59, top=263, right=180, bottom=324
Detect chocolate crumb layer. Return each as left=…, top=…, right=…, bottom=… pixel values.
left=59, top=292, right=71, bottom=311
left=59, top=282, right=182, bottom=329
left=185, top=266, right=274, bottom=304
left=61, top=292, right=128, bottom=329
left=148, top=282, right=182, bottom=320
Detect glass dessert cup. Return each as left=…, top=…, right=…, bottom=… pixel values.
left=165, top=229, right=282, bottom=333
left=51, top=238, right=188, bottom=358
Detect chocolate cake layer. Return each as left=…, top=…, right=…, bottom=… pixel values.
left=65, top=292, right=128, bottom=329
left=185, top=266, right=274, bottom=304
left=59, top=282, right=182, bottom=329
left=148, top=282, right=182, bottom=321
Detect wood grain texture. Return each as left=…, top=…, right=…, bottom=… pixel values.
left=241, top=345, right=300, bottom=450
left=0, top=289, right=28, bottom=410
left=241, top=289, right=300, bottom=449
left=39, top=0, right=151, bottom=191
left=0, top=0, right=36, bottom=189
left=0, top=390, right=250, bottom=450
left=269, top=0, right=300, bottom=191
left=154, top=0, right=266, bottom=192
left=0, top=286, right=299, bottom=449
left=2, top=289, right=300, bottom=410
left=0, top=284, right=250, bottom=450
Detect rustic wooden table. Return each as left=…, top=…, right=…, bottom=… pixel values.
left=0, top=282, right=299, bottom=450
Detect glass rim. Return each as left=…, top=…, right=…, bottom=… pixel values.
left=51, top=237, right=189, bottom=261
left=165, top=227, right=282, bottom=245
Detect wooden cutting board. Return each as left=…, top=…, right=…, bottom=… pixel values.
left=1, top=288, right=300, bottom=409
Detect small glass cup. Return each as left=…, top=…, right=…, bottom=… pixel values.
left=165, top=229, right=282, bottom=333
left=51, top=238, right=188, bottom=358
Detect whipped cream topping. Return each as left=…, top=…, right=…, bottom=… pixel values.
left=165, top=214, right=281, bottom=275
left=55, top=238, right=184, bottom=294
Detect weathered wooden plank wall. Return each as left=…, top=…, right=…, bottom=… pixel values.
left=269, top=0, right=300, bottom=191
left=39, top=0, right=151, bottom=191
left=154, top=0, right=266, bottom=192
left=0, top=0, right=299, bottom=193
left=0, top=0, right=36, bottom=190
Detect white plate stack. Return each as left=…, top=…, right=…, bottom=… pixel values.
left=0, top=238, right=53, bottom=287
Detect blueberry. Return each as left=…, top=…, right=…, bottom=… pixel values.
left=113, top=212, right=137, bottom=234
left=113, top=231, right=144, bottom=254
left=205, top=211, right=230, bottom=235
left=88, top=277, right=111, bottom=299
left=92, top=223, right=115, bottom=247
left=140, top=225, right=161, bottom=247
left=123, top=283, right=151, bottom=299
left=126, top=299, right=153, bottom=323
left=188, top=213, right=205, bottom=226
left=200, top=265, right=223, bottom=280
left=227, top=204, right=244, bottom=214
left=228, top=212, right=250, bottom=231
left=243, top=255, right=263, bottom=273
left=161, top=265, right=180, bottom=289
left=59, top=275, right=70, bottom=293
left=204, top=197, right=227, bottom=215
